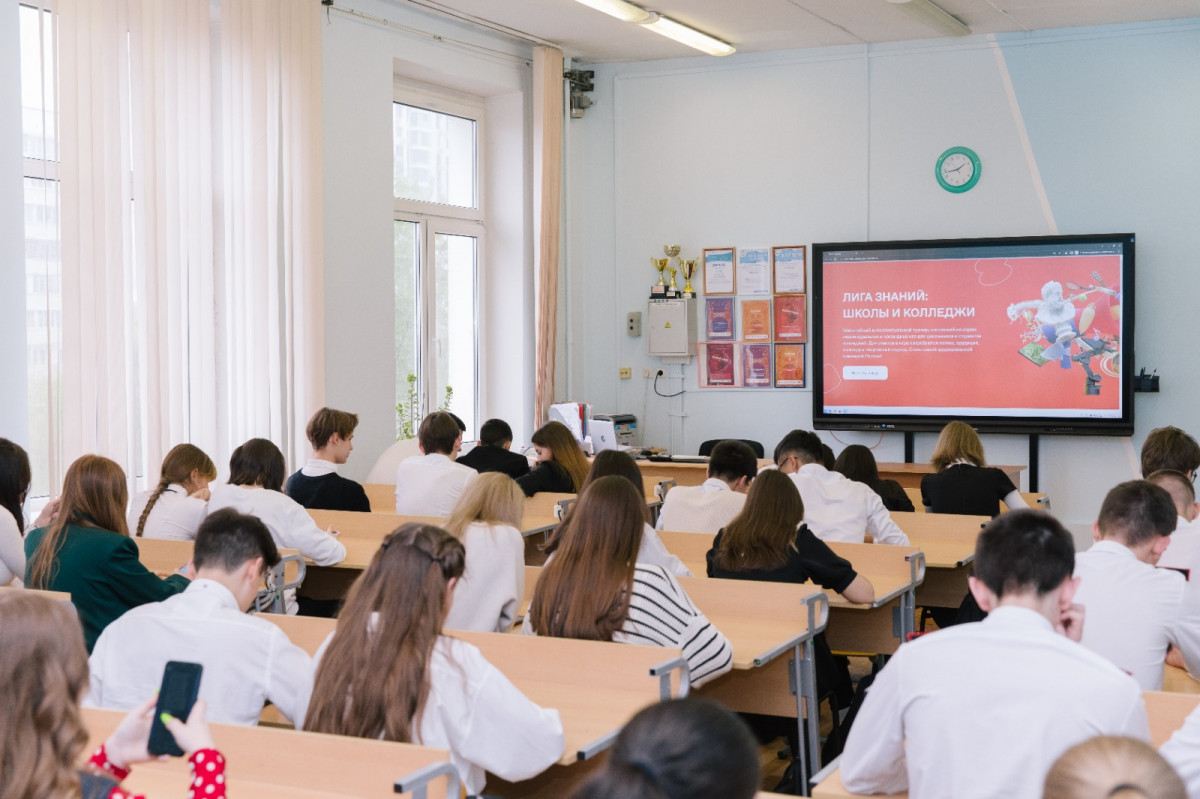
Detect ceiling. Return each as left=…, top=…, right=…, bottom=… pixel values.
left=403, top=0, right=1200, bottom=62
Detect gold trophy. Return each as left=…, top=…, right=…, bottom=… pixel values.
left=679, top=257, right=698, bottom=297
left=651, top=257, right=669, bottom=297
left=668, top=266, right=679, bottom=296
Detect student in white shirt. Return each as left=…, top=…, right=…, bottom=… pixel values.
left=1159, top=703, right=1200, bottom=797
left=1071, top=479, right=1200, bottom=690
left=1049, top=736, right=1186, bottom=799
left=394, top=411, right=478, bottom=516
left=207, top=439, right=346, bottom=614
left=841, top=509, right=1149, bottom=799
left=774, top=430, right=908, bottom=546
left=442, top=472, right=526, bottom=632
left=525, top=476, right=733, bottom=688
left=1149, top=469, right=1200, bottom=574
left=0, top=439, right=59, bottom=586
left=127, top=443, right=217, bottom=540
left=656, top=440, right=756, bottom=534
left=88, top=508, right=312, bottom=727
left=303, top=523, right=564, bottom=796
left=567, top=450, right=691, bottom=577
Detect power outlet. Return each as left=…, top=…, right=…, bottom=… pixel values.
left=643, top=368, right=655, bottom=378
left=619, top=367, right=632, bottom=379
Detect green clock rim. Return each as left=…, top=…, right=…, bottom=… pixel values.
left=935, top=146, right=981, bottom=193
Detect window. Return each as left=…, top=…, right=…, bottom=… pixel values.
left=393, top=85, right=482, bottom=438
left=21, top=3, right=60, bottom=498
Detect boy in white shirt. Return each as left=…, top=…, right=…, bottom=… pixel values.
left=1141, top=425, right=1200, bottom=480
left=841, top=509, right=1148, bottom=799
left=88, top=508, right=312, bottom=727
left=1072, top=479, right=1200, bottom=689
left=1148, top=469, right=1200, bottom=575
left=774, top=430, right=908, bottom=545
left=656, top=440, right=756, bottom=534
left=395, top=411, right=477, bottom=516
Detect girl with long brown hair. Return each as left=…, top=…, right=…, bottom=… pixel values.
left=0, top=438, right=59, bottom=586
left=24, top=455, right=190, bottom=652
left=442, top=472, right=527, bottom=632
left=127, top=443, right=218, bottom=539
left=516, top=420, right=590, bottom=496
left=304, top=522, right=563, bottom=795
left=0, top=590, right=222, bottom=799
left=525, top=476, right=732, bottom=687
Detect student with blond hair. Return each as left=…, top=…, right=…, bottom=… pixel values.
left=1046, top=736, right=1185, bottom=799
left=286, top=407, right=371, bottom=512
left=25, top=455, right=190, bottom=651
left=920, top=420, right=1027, bottom=516
left=304, top=523, right=564, bottom=796
left=127, top=443, right=218, bottom=540
left=442, top=472, right=526, bottom=632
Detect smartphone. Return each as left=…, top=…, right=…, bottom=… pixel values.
left=147, top=661, right=203, bottom=757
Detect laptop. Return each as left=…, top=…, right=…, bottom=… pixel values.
left=590, top=419, right=619, bottom=453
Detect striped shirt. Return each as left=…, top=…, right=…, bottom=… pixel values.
left=615, top=565, right=733, bottom=687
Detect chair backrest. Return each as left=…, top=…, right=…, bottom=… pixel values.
left=698, top=438, right=765, bottom=458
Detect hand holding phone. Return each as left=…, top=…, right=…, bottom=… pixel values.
left=148, top=661, right=204, bottom=756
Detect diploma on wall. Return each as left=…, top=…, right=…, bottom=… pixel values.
left=700, top=343, right=738, bottom=387
left=737, top=247, right=772, bottom=296
left=742, top=344, right=772, bottom=387
left=773, top=295, right=807, bottom=341
left=741, top=299, right=772, bottom=341
left=705, top=297, right=735, bottom=340
left=774, top=344, right=805, bottom=388
left=703, top=248, right=736, bottom=295
left=773, top=246, right=806, bottom=294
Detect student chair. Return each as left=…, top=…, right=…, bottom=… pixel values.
left=697, top=438, right=765, bottom=458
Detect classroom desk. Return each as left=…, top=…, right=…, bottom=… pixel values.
left=900, top=486, right=1050, bottom=513
left=519, top=565, right=829, bottom=793
left=655, top=532, right=924, bottom=655
left=876, top=463, right=1025, bottom=489
left=888, top=511, right=988, bottom=610
left=0, top=584, right=72, bottom=602
left=635, top=460, right=1024, bottom=489
left=81, top=706, right=459, bottom=799
left=133, top=538, right=303, bottom=611
left=810, top=690, right=1200, bottom=798
left=261, top=614, right=687, bottom=797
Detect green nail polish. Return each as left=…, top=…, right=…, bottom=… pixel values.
left=159, top=712, right=174, bottom=724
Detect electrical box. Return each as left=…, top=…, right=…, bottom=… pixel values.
left=626, top=311, right=642, bottom=337
left=647, top=299, right=696, bottom=360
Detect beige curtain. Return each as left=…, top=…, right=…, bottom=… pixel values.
left=532, top=46, right=564, bottom=431
left=56, top=0, right=323, bottom=486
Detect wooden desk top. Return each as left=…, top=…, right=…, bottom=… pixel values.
left=260, top=614, right=677, bottom=766
left=81, top=706, right=454, bottom=798
left=811, top=689, right=1200, bottom=798
left=876, top=463, right=1025, bottom=489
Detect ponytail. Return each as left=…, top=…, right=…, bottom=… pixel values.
left=135, top=478, right=172, bottom=537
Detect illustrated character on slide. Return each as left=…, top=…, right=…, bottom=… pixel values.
left=1006, top=275, right=1120, bottom=396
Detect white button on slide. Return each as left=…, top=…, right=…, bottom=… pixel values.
left=842, top=366, right=888, bottom=380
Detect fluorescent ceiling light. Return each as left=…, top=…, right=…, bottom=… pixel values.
left=885, top=0, right=971, bottom=37
left=572, top=0, right=655, bottom=24
left=641, top=15, right=736, bottom=57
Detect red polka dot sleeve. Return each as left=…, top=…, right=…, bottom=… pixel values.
left=88, top=744, right=227, bottom=799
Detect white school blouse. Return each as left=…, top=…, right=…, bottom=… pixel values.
left=1159, top=702, right=1200, bottom=797
left=840, top=606, right=1149, bottom=799
left=788, top=464, right=909, bottom=545
left=307, top=630, right=564, bottom=795
left=87, top=579, right=312, bottom=727
left=1156, top=514, right=1200, bottom=574
left=394, top=453, right=477, bottom=516
left=1072, top=539, right=1200, bottom=689
left=655, top=478, right=746, bottom=534
left=638, top=523, right=692, bottom=577
left=444, top=521, right=525, bottom=633
left=0, top=506, right=25, bottom=586
left=206, top=484, right=346, bottom=567
left=127, top=484, right=208, bottom=540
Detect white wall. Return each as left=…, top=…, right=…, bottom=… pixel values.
left=564, top=20, right=1200, bottom=538
left=321, top=0, right=534, bottom=480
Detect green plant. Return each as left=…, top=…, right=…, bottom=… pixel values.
left=396, top=374, right=455, bottom=439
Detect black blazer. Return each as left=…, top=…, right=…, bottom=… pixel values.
left=456, top=445, right=531, bottom=480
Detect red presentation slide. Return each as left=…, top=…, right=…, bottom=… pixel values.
left=822, top=255, right=1123, bottom=417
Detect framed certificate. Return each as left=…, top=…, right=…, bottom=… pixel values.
left=742, top=344, right=772, bottom=388
left=703, top=248, right=735, bottom=295
left=773, top=295, right=807, bottom=341
left=741, top=299, right=771, bottom=342
left=699, top=343, right=739, bottom=388
left=736, top=247, right=772, bottom=296
left=705, top=297, right=735, bottom=340
left=774, top=344, right=806, bottom=388
left=773, top=246, right=806, bottom=294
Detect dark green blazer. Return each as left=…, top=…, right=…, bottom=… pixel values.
left=25, top=523, right=189, bottom=652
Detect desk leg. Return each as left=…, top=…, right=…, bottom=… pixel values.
left=794, top=640, right=818, bottom=797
